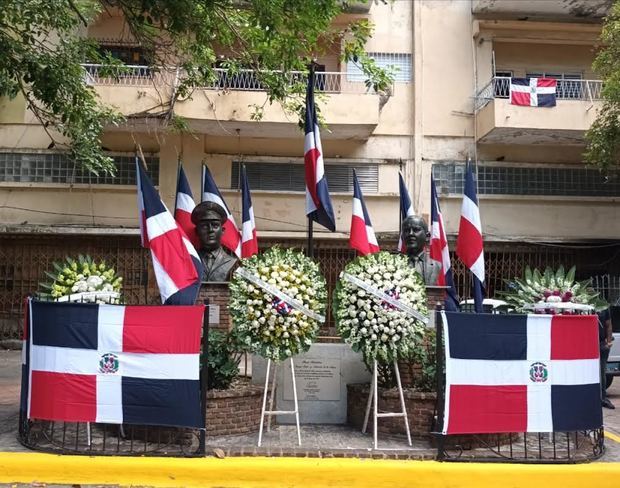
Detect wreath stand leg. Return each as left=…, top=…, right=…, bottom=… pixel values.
left=257, top=358, right=302, bottom=447
left=361, top=359, right=412, bottom=449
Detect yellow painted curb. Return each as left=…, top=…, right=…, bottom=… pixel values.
left=1, top=453, right=620, bottom=488
left=605, top=430, right=620, bottom=444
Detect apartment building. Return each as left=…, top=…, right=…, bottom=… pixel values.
left=0, top=1, right=618, bottom=336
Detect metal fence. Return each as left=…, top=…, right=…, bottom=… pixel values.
left=475, top=77, right=603, bottom=112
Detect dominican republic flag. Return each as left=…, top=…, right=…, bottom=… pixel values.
left=137, top=159, right=202, bottom=305
left=24, top=300, right=204, bottom=428
left=174, top=163, right=199, bottom=249
left=398, top=173, right=415, bottom=253
left=202, top=165, right=242, bottom=258
left=305, top=65, right=336, bottom=232
left=510, top=78, right=557, bottom=107
left=430, top=176, right=459, bottom=311
left=241, top=166, right=258, bottom=258
left=456, top=162, right=484, bottom=313
left=349, top=169, right=380, bottom=256
left=442, top=312, right=602, bottom=434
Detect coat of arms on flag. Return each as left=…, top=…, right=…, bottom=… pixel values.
left=441, top=312, right=602, bottom=434
left=23, top=300, right=205, bottom=429
left=510, top=78, right=557, bottom=107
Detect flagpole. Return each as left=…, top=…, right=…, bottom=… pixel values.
left=173, top=159, right=181, bottom=217
left=307, top=218, right=314, bottom=258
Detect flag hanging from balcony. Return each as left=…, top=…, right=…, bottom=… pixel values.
left=304, top=66, right=336, bottom=232
left=456, top=162, right=485, bottom=313
left=398, top=172, right=415, bottom=253
left=241, top=166, right=258, bottom=258
left=201, top=165, right=242, bottom=258
left=349, top=170, right=380, bottom=256
left=430, top=176, right=459, bottom=312
left=174, top=162, right=199, bottom=249
left=24, top=299, right=204, bottom=428
left=136, top=158, right=202, bottom=305
left=441, top=311, right=602, bottom=434
left=510, top=78, right=557, bottom=107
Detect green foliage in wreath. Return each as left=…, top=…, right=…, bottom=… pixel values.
left=38, top=254, right=122, bottom=302
left=229, top=247, right=327, bottom=362
left=334, top=252, right=428, bottom=365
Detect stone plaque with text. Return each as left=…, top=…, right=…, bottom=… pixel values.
left=283, top=358, right=341, bottom=401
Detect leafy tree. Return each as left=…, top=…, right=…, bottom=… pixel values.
left=585, top=0, right=620, bottom=170
left=0, top=0, right=392, bottom=175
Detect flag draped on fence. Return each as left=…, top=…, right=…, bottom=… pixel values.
left=174, top=162, right=199, bottom=248
left=136, top=158, right=202, bottom=305
left=304, top=66, right=335, bottom=232
left=441, top=312, right=602, bottom=434
left=398, top=173, right=415, bottom=253
left=456, top=162, right=485, bottom=313
left=430, top=176, right=459, bottom=311
left=241, top=166, right=258, bottom=258
left=349, top=169, right=380, bottom=256
left=24, top=300, right=204, bottom=428
left=202, top=165, right=242, bottom=258
left=510, top=78, right=557, bottom=107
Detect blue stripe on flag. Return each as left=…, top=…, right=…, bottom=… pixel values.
left=31, top=301, right=98, bottom=349
left=444, top=312, right=527, bottom=360
left=537, top=93, right=556, bottom=107
left=122, top=377, right=203, bottom=428
left=551, top=384, right=602, bottom=432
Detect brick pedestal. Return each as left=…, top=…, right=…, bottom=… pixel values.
left=197, top=282, right=232, bottom=332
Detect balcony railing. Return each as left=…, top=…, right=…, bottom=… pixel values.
left=474, top=76, right=604, bottom=112
left=82, top=65, right=376, bottom=94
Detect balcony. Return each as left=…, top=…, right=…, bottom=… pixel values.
left=474, top=76, right=603, bottom=145
left=472, top=0, right=610, bottom=23
left=83, top=65, right=382, bottom=139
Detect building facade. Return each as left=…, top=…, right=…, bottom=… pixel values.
left=1, top=1, right=618, bottom=336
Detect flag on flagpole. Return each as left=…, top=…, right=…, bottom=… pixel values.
left=25, top=299, right=204, bottom=428
left=304, top=66, right=335, bottom=232
left=241, top=166, right=258, bottom=258
left=456, top=162, right=485, bottom=313
left=441, top=312, right=602, bottom=434
left=510, top=77, right=557, bottom=107
left=398, top=172, right=415, bottom=253
left=349, top=170, right=380, bottom=256
left=136, top=156, right=148, bottom=248
left=174, top=163, right=199, bottom=249
left=430, top=176, right=459, bottom=311
left=136, top=158, right=202, bottom=305
left=201, top=165, right=242, bottom=258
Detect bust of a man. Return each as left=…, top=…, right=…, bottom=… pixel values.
left=191, top=201, right=238, bottom=282
left=402, top=215, right=440, bottom=286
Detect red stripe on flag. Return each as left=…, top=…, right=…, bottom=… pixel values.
left=511, top=92, right=531, bottom=106
left=174, top=209, right=199, bottom=249
left=456, top=218, right=483, bottom=268
left=447, top=385, right=527, bottom=434
left=149, top=230, right=198, bottom=289
left=550, top=315, right=599, bottom=360
left=350, top=215, right=371, bottom=256
left=30, top=371, right=96, bottom=422
left=537, top=78, right=557, bottom=88
left=123, top=305, right=204, bottom=354
left=221, top=218, right=241, bottom=256
left=242, top=230, right=258, bottom=258
left=304, top=147, right=320, bottom=206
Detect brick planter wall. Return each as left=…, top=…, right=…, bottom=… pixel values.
left=206, top=383, right=266, bottom=436
left=347, top=383, right=436, bottom=437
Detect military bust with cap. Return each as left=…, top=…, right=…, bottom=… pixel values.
left=191, top=201, right=238, bottom=282
left=402, top=214, right=440, bottom=286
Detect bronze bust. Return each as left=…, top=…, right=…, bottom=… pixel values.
left=402, top=215, right=440, bottom=286
left=191, top=201, right=238, bottom=282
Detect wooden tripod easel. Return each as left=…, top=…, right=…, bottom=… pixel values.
left=362, top=359, right=412, bottom=449
left=257, top=357, right=301, bottom=447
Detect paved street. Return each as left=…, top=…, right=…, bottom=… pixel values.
left=1, top=348, right=620, bottom=460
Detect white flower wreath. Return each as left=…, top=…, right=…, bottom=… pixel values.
left=229, top=247, right=327, bottom=362
left=334, top=252, right=428, bottom=364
